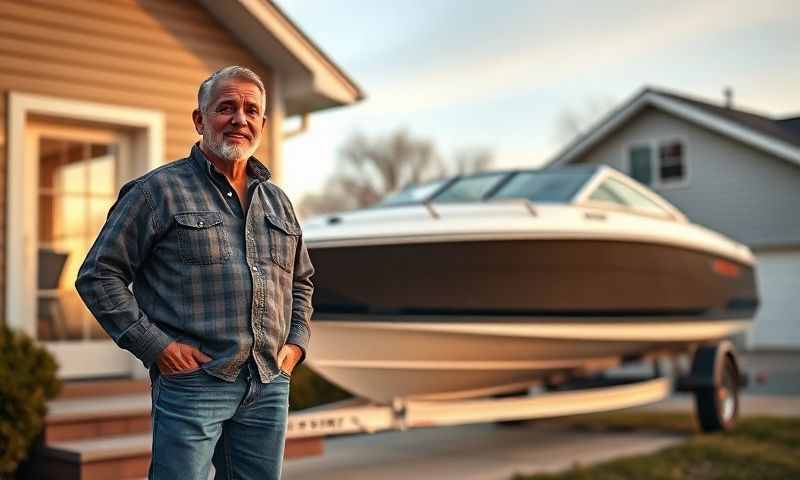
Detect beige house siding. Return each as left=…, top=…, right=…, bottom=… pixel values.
left=0, top=0, right=278, bottom=324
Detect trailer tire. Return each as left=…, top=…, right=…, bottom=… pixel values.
left=695, top=353, right=739, bottom=432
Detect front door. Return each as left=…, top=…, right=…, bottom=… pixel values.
left=25, top=119, right=140, bottom=378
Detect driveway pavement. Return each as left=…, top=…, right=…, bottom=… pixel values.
left=283, top=422, right=683, bottom=480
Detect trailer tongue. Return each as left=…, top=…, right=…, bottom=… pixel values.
left=287, top=375, right=672, bottom=439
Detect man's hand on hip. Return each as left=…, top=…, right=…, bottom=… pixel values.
left=277, top=343, right=303, bottom=374
left=156, top=341, right=212, bottom=375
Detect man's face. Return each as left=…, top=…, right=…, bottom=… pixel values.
left=195, top=78, right=266, bottom=163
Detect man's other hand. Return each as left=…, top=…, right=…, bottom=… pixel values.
left=277, top=343, right=303, bottom=375
left=157, top=341, right=212, bottom=375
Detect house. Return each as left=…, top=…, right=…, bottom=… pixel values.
left=0, top=2, right=363, bottom=476
left=1, top=0, right=363, bottom=381
left=546, top=87, right=800, bottom=351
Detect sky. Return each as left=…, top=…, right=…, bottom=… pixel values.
left=275, top=0, right=800, bottom=203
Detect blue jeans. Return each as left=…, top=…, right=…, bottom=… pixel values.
left=148, top=360, right=290, bottom=480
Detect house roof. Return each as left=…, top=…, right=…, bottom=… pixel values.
left=546, top=87, right=800, bottom=168
left=198, top=0, right=364, bottom=116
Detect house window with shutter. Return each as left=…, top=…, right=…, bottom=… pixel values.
left=658, top=140, right=685, bottom=183
left=626, top=138, right=687, bottom=188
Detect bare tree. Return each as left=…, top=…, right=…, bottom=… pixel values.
left=332, top=129, right=443, bottom=206
left=553, top=95, right=617, bottom=145
left=297, top=129, right=494, bottom=219
left=449, top=147, right=493, bottom=176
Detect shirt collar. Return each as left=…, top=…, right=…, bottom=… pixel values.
left=190, top=143, right=272, bottom=184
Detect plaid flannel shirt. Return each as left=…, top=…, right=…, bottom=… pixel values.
left=76, top=144, right=314, bottom=383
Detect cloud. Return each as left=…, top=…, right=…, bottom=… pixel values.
left=359, top=0, right=794, bottom=114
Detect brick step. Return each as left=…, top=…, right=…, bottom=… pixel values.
left=36, top=432, right=322, bottom=479
left=46, top=394, right=152, bottom=442
left=35, top=388, right=323, bottom=479
left=58, top=379, right=151, bottom=400
left=37, top=433, right=151, bottom=480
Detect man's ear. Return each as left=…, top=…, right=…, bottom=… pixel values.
left=192, top=109, right=204, bottom=135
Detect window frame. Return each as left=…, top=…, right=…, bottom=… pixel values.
left=429, top=171, right=511, bottom=204
left=576, top=169, right=685, bottom=222
left=7, top=92, right=164, bottom=339
left=624, top=136, right=690, bottom=190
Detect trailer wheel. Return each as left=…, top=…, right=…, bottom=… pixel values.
left=695, top=353, right=739, bottom=432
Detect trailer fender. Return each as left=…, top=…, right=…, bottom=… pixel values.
left=677, top=341, right=743, bottom=391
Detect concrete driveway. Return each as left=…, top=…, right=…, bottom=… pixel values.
left=283, top=421, right=683, bottom=480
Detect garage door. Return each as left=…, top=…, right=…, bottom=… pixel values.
left=749, top=250, right=800, bottom=349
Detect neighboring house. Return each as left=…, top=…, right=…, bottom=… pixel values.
left=546, top=87, right=800, bottom=351
left=1, top=0, right=363, bottom=380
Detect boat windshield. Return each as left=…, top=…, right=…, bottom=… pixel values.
left=490, top=170, right=593, bottom=203
left=377, top=179, right=448, bottom=207
left=432, top=172, right=509, bottom=203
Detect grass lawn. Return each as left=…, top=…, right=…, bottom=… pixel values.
left=512, top=412, right=800, bottom=480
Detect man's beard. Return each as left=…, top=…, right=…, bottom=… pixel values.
left=205, top=129, right=258, bottom=163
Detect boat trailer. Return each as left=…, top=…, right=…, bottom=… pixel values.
left=286, top=341, right=745, bottom=455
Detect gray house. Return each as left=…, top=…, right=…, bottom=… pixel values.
left=546, top=87, right=800, bottom=350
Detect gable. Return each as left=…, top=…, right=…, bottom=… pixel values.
left=548, top=89, right=800, bottom=170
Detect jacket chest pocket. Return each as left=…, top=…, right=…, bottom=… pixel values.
left=174, top=211, right=231, bottom=265
left=265, top=213, right=300, bottom=272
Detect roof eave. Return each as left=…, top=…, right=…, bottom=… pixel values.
left=198, top=0, right=364, bottom=116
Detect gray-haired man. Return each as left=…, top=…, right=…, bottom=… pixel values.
left=76, top=65, right=314, bottom=479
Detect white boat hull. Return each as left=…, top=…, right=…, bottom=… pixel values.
left=307, top=317, right=751, bottom=403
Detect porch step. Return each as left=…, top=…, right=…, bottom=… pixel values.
left=37, top=433, right=322, bottom=479
left=58, top=379, right=151, bottom=399
left=33, top=383, right=322, bottom=479
left=46, top=393, right=152, bottom=442
left=37, top=433, right=151, bottom=480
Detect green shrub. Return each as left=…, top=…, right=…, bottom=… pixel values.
left=0, top=326, right=61, bottom=475
left=289, top=364, right=351, bottom=411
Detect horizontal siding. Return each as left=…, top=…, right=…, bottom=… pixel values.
left=0, top=0, right=272, bottom=161
left=27, top=0, right=235, bottom=43
left=0, top=0, right=276, bottom=324
left=0, top=1, right=252, bottom=63
left=0, top=16, right=255, bottom=73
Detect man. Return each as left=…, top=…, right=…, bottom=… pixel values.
left=76, top=65, right=314, bottom=479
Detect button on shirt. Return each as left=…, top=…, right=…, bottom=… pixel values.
left=76, top=144, right=314, bottom=383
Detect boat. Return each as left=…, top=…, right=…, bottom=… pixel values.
left=300, top=165, right=759, bottom=404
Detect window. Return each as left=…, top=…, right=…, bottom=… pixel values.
left=588, top=183, right=626, bottom=206
left=627, top=139, right=686, bottom=187
left=377, top=179, right=447, bottom=206
left=587, top=178, right=669, bottom=216
left=37, top=138, right=119, bottom=341
left=491, top=171, right=593, bottom=203
left=659, top=141, right=685, bottom=182
left=432, top=173, right=508, bottom=203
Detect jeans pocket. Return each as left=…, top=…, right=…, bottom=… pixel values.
left=278, top=369, right=292, bottom=379
left=175, top=211, right=230, bottom=265
left=162, top=367, right=204, bottom=379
